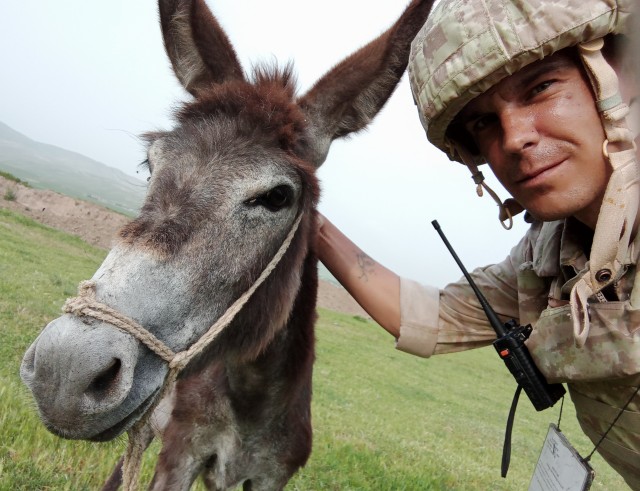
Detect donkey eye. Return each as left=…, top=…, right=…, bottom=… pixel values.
left=246, top=185, right=293, bottom=212
left=264, top=186, right=291, bottom=208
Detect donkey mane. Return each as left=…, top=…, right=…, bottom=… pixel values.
left=178, top=64, right=307, bottom=153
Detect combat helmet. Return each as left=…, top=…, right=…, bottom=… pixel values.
left=409, top=0, right=638, bottom=342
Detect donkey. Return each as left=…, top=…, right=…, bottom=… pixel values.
left=20, top=0, right=434, bottom=489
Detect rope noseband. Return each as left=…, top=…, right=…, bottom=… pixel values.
left=63, top=213, right=303, bottom=490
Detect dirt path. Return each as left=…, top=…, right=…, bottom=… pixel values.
left=0, top=176, right=129, bottom=250
left=0, top=176, right=370, bottom=318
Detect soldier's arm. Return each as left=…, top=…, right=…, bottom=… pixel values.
left=316, top=214, right=401, bottom=338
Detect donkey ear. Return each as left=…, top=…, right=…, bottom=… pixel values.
left=297, top=0, right=435, bottom=166
left=159, top=0, right=245, bottom=96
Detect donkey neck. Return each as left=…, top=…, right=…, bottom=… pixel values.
left=220, top=250, right=317, bottom=410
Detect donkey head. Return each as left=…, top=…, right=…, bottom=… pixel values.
left=20, top=0, right=434, bottom=442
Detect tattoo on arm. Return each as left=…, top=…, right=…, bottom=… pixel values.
left=356, top=252, right=376, bottom=282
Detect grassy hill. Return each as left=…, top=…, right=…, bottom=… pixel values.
left=0, top=208, right=627, bottom=490
left=0, top=122, right=145, bottom=216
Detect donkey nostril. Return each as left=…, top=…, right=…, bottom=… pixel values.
left=87, top=359, right=122, bottom=397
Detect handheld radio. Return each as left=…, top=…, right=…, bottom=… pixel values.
left=431, top=220, right=565, bottom=411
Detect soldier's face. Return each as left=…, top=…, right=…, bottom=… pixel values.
left=458, top=51, right=611, bottom=229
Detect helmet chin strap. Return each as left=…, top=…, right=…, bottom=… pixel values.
left=569, top=38, right=640, bottom=347
left=456, top=145, right=524, bottom=230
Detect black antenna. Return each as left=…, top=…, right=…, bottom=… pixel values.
left=432, top=220, right=506, bottom=337
left=431, top=219, right=566, bottom=466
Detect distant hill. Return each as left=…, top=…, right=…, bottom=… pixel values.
left=0, top=121, right=145, bottom=215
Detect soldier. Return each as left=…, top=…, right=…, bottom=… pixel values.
left=318, top=0, right=640, bottom=487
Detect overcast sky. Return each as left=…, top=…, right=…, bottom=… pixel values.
left=1, top=0, right=530, bottom=287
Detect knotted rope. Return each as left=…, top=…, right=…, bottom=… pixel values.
left=62, top=213, right=303, bottom=490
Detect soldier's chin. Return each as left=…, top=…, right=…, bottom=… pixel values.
left=524, top=211, right=556, bottom=223
left=518, top=204, right=574, bottom=224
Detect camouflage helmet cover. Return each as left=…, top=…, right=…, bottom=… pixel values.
left=408, top=0, right=634, bottom=164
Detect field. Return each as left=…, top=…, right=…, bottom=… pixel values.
left=0, top=208, right=628, bottom=490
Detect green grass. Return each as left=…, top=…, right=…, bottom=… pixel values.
left=0, top=208, right=629, bottom=489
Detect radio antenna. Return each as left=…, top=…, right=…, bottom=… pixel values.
left=432, top=220, right=506, bottom=336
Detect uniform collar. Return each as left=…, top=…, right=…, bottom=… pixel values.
left=531, top=217, right=638, bottom=279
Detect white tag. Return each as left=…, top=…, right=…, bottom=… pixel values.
left=529, top=424, right=594, bottom=491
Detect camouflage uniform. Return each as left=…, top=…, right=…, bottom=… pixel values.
left=396, top=218, right=640, bottom=488
left=404, top=0, right=639, bottom=487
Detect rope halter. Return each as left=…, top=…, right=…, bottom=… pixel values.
left=62, top=212, right=304, bottom=490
